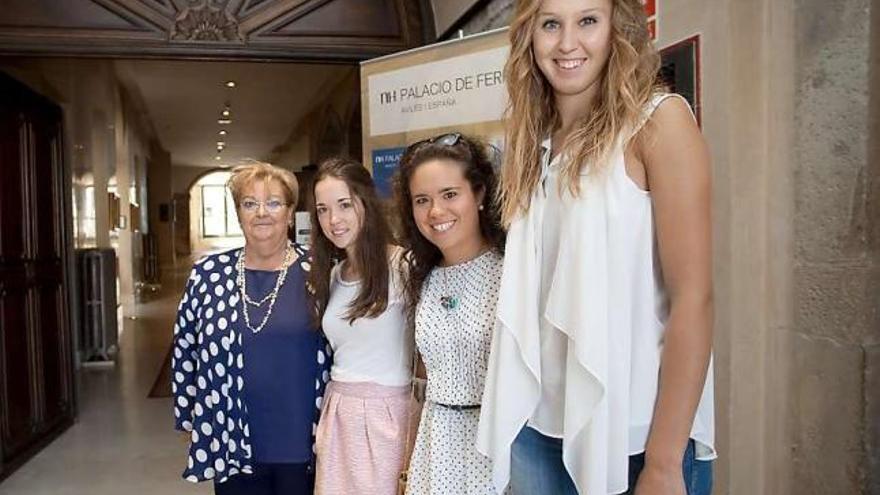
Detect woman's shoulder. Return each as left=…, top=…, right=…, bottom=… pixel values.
left=638, top=93, right=695, bottom=132
left=190, top=248, right=240, bottom=274
left=288, top=242, right=312, bottom=272
left=650, top=93, right=695, bottom=123
left=631, top=92, right=699, bottom=154
left=291, top=242, right=309, bottom=257
left=479, top=248, right=505, bottom=273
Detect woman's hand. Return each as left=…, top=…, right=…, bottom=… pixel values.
left=634, top=462, right=686, bottom=495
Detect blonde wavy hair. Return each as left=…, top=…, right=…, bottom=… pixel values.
left=499, top=0, right=662, bottom=225
left=227, top=160, right=299, bottom=208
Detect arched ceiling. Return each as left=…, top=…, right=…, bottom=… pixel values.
left=0, top=0, right=433, bottom=61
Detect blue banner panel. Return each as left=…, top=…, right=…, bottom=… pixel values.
left=371, top=147, right=407, bottom=198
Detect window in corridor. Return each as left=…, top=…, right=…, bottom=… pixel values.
left=200, top=184, right=241, bottom=237
left=190, top=170, right=242, bottom=252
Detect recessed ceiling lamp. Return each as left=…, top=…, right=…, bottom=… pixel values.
left=217, top=141, right=226, bottom=147
left=218, top=130, right=227, bottom=136
left=225, top=81, right=236, bottom=88
left=215, top=156, right=222, bottom=161
left=218, top=102, right=232, bottom=124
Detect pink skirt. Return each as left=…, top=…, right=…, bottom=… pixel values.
left=315, top=380, right=412, bottom=495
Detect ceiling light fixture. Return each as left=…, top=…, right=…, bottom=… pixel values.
left=225, top=81, right=236, bottom=88
left=218, top=102, right=232, bottom=124
left=215, top=156, right=221, bottom=161
left=219, top=130, right=227, bottom=136
left=217, top=141, right=226, bottom=147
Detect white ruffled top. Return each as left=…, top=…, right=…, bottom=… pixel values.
left=477, top=93, right=716, bottom=494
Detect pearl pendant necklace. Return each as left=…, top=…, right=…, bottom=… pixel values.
left=236, top=242, right=294, bottom=333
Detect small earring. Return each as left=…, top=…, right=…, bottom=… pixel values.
left=478, top=204, right=484, bottom=211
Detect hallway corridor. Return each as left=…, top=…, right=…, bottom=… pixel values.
left=0, top=265, right=211, bottom=495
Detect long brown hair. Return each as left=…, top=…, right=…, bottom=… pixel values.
left=307, top=157, right=393, bottom=326
left=499, top=0, right=662, bottom=225
left=393, top=134, right=506, bottom=327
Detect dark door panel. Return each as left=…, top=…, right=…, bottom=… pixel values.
left=0, top=288, right=36, bottom=460
left=0, top=111, right=27, bottom=260
left=0, top=71, right=75, bottom=480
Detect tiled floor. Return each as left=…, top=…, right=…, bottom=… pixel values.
left=0, top=266, right=212, bottom=495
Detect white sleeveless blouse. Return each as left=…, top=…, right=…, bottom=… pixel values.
left=477, top=94, right=716, bottom=495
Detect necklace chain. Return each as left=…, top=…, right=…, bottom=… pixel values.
left=236, top=242, right=295, bottom=334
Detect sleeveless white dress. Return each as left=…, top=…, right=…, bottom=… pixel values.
left=406, top=250, right=505, bottom=495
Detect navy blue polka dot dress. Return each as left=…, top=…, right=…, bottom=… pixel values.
left=171, top=245, right=332, bottom=483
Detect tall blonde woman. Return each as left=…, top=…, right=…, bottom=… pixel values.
left=308, top=158, right=413, bottom=495
left=477, top=1, right=716, bottom=494
left=172, top=161, right=331, bottom=495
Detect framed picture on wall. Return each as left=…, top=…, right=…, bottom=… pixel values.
left=659, top=35, right=701, bottom=126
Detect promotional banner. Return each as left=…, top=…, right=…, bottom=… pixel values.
left=367, top=46, right=508, bottom=137
left=360, top=28, right=509, bottom=197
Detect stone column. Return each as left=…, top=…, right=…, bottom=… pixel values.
left=790, top=0, right=877, bottom=493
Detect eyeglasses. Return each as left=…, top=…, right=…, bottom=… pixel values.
left=405, top=132, right=462, bottom=154
left=239, top=199, right=288, bottom=213
left=404, top=132, right=502, bottom=169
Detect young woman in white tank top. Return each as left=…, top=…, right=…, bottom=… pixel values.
left=308, top=158, right=413, bottom=495
left=477, top=1, right=716, bottom=494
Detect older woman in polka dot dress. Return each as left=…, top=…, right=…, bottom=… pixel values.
left=172, top=161, right=331, bottom=495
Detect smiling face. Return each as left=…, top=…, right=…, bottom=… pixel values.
left=314, top=176, right=364, bottom=256
left=532, top=0, right=613, bottom=111
left=237, top=179, right=293, bottom=248
left=409, top=158, right=486, bottom=265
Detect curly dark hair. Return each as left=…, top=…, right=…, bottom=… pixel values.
left=392, top=133, right=506, bottom=327
left=307, top=157, right=394, bottom=327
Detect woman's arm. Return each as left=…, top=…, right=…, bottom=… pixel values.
left=171, top=266, right=201, bottom=432
left=636, top=96, right=714, bottom=495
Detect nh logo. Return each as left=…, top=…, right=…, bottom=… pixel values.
left=380, top=90, right=397, bottom=104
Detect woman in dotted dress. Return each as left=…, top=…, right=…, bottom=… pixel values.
left=171, top=161, right=331, bottom=495
left=308, top=157, right=413, bottom=495
left=393, top=133, right=506, bottom=495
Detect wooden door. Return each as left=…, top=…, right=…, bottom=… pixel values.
left=0, top=77, right=37, bottom=461
left=0, top=71, right=74, bottom=479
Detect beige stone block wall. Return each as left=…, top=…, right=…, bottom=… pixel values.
left=864, top=0, right=880, bottom=493
left=792, top=1, right=877, bottom=494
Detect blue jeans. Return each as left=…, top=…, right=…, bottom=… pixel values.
left=510, top=426, right=713, bottom=495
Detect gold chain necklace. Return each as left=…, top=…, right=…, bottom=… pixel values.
left=236, top=242, right=294, bottom=334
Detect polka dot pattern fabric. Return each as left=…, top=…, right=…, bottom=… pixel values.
left=171, top=245, right=332, bottom=483
left=406, top=250, right=506, bottom=495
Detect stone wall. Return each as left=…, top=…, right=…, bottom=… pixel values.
left=792, top=0, right=878, bottom=493
left=865, top=0, right=879, bottom=493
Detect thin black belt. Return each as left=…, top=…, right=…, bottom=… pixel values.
left=431, top=401, right=481, bottom=411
